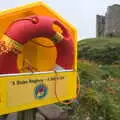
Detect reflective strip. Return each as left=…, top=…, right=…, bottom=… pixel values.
left=0, top=35, right=23, bottom=52
left=0, top=69, right=73, bottom=77
left=51, top=32, right=63, bottom=43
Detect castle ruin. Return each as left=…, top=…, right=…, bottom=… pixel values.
left=96, top=4, right=120, bottom=37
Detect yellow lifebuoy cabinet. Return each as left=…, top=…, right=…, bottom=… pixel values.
left=0, top=2, right=77, bottom=115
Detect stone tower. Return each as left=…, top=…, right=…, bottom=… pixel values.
left=104, top=4, right=120, bottom=36
left=96, top=4, right=120, bottom=37
left=96, top=15, right=105, bottom=37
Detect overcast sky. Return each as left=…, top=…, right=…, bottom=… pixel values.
left=1, top=0, right=120, bottom=39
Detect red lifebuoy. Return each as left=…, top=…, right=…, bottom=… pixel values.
left=0, top=15, right=74, bottom=74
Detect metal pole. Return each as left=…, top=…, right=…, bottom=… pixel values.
left=17, top=109, right=35, bottom=120
left=0, top=114, right=8, bottom=120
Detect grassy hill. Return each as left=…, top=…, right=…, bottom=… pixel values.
left=68, top=37, right=120, bottom=120
left=70, top=62, right=120, bottom=120
left=78, top=37, right=120, bottom=64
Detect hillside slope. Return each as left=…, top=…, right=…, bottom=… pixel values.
left=69, top=61, right=120, bottom=120
left=69, top=37, right=120, bottom=120
left=78, top=37, right=120, bottom=64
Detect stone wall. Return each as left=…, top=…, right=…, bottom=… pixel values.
left=96, top=4, right=120, bottom=37
left=96, top=15, right=105, bottom=37
left=104, top=4, right=120, bottom=36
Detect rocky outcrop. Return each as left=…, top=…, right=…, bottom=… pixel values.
left=35, top=112, right=45, bottom=120
left=37, top=104, right=69, bottom=120
left=0, top=104, right=69, bottom=120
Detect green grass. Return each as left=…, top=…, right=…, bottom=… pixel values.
left=78, top=37, right=120, bottom=64
left=79, top=37, right=120, bottom=49
left=65, top=37, right=120, bottom=120
left=69, top=62, right=120, bottom=120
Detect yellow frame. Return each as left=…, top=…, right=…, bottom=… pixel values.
left=0, top=2, right=77, bottom=115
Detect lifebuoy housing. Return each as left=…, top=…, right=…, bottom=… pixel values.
left=0, top=15, right=74, bottom=74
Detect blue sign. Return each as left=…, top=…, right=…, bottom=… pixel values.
left=34, top=84, right=48, bottom=99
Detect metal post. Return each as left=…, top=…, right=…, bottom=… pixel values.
left=0, top=115, right=7, bottom=120
left=17, top=109, right=35, bottom=120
